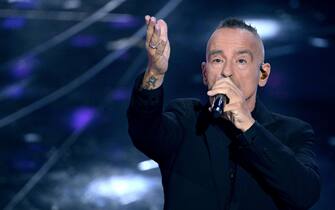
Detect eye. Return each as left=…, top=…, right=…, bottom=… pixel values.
left=237, top=59, right=247, bottom=64
left=212, top=58, right=223, bottom=63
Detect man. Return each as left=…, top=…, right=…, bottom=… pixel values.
left=127, top=15, right=320, bottom=210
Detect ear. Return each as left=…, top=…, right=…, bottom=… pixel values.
left=201, top=61, right=208, bottom=86
left=258, top=62, right=271, bottom=87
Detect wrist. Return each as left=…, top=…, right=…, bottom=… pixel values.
left=241, top=118, right=256, bottom=132
left=141, top=69, right=165, bottom=90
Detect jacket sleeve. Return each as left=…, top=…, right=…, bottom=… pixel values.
left=234, top=121, right=321, bottom=209
left=127, top=73, right=184, bottom=164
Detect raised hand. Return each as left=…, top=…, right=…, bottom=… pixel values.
left=141, top=15, right=170, bottom=90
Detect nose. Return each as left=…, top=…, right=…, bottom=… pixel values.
left=221, top=62, right=233, bottom=78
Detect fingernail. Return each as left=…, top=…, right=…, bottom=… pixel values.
left=145, top=16, right=150, bottom=23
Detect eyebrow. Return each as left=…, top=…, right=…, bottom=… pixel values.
left=208, top=49, right=254, bottom=58
left=208, top=50, right=223, bottom=57
left=236, top=49, right=254, bottom=61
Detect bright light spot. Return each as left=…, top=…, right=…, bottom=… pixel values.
left=86, top=175, right=155, bottom=205
left=138, top=160, right=158, bottom=171
left=244, top=19, right=280, bottom=39
left=8, top=0, right=31, bottom=2
left=70, top=107, right=97, bottom=131
left=8, top=0, right=37, bottom=9
left=10, top=57, right=38, bottom=79
left=2, top=17, right=26, bottom=30
left=63, top=0, right=81, bottom=9
left=109, top=15, right=139, bottom=29
left=309, top=37, right=329, bottom=48
left=2, top=84, right=24, bottom=99
left=24, top=133, right=41, bottom=143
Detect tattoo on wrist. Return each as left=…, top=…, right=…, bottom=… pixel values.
left=142, top=75, right=158, bottom=90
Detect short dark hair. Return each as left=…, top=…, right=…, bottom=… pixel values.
left=217, top=18, right=260, bottom=38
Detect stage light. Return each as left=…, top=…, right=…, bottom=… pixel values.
left=2, top=83, right=24, bottom=99
left=309, top=37, right=329, bottom=48
left=10, top=57, right=37, bottom=79
left=24, top=133, right=41, bottom=143
left=63, top=0, right=81, bottom=10
left=2, top=17, right=26, bottom=30
left=109, top=14, right=140, bottom=29
left=70, top=107, right=97, bottom=131
left=138, top=160, right=158, bottom=171
left=244, top=19, right=280, bottom=39
left=85, top=175, right=156, bottom=205
left=8, top=0, right=37, bottom=9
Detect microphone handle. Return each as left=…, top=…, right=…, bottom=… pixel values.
left=212, top=94, right=228, bottom=119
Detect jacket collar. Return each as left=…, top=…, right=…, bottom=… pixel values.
left=251, top=99, right=275, bottom=126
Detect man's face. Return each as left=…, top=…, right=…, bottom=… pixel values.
left=202, top=28, right=268, bottom=103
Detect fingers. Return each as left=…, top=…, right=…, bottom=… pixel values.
left=212, top=77, right=240, bottom=93
left=157, top=19, right=168, bottom=42
left=222, top=102, right=240, bottom=122
left=150, top=23, right=161, bottom=48
left=145, top=15, right=168, bottom=50
left=154, top=19, right=168, bottom=56
left=207, top=77, right=243, bottom=102
left=145, top=16, right=156, bottom=48
left=223, top=102, right=241, bottom=113
left=207, top=86, right=239, bottom=101
left=156, top=39, right=167, bottom=56
left=207, top=85, right=241, bottom=102
left=145, top=15, right=150, bottom=25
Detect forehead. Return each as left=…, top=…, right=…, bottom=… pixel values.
left=207, top=28, right=261, bottom=56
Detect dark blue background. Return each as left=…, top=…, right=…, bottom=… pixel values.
left=0, top=0, right=333, bottom=209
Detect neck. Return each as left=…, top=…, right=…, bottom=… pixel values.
left=246, top=92, right=257, bottom=113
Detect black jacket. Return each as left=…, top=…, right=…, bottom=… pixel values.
left=127, top=73, right=321, bottom=210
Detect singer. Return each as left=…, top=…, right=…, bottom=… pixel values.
left=127, top=16, right=320, bottom=210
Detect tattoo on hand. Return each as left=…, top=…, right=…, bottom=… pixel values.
left=143, top=75, right=158, bottom=90
left=155, top=40, right=167, bottom=56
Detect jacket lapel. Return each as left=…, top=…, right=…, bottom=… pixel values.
left=195, top=99, right=275, bottom=208
left=251, top=100, right=275, bottom=127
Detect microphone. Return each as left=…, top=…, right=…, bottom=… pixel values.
left=212, top=94, right=229, bottom=119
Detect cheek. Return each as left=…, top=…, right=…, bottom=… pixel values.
left=205, top=67, right=221, bottom=88
left=237, top=72, right=259, bottom=95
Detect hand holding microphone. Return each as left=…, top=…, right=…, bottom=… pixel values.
left=207, top=77, right=255, bottom=132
